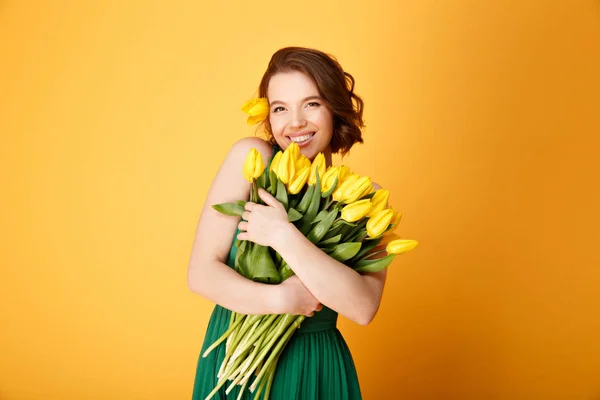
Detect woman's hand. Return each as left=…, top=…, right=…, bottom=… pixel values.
left=274, top=276, right=323, bottom=317
left=237, top=188, right=291, bottom=248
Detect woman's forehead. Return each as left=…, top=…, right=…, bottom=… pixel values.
left=267, top=71, right=319, bottom=101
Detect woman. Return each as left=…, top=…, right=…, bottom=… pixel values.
left=188, top=46, right=386, bottom=399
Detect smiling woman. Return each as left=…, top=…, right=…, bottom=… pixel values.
left=188, top=47, right=375, bottom=400
left=258, top=47, right=365, bottom=160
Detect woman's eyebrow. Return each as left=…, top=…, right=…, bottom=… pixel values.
left=270, top=96, right=323, bottom=106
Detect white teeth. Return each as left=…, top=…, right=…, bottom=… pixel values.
left=290, top=133, right=315, bottom=143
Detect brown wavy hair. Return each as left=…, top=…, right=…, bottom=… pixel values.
left=257, top=47, right=365, bottom=157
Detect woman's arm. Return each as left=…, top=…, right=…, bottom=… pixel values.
left=272, top=223, right=387, bottom=326
left=239, top=186, right=388, bottom=326
left=187, top=137, right=281, bottom=315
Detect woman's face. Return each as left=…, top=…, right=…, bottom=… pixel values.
left=267, top=71, right=334, bottom=160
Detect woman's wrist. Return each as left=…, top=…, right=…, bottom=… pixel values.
left=262, top=282, right=284, bottom=314
left=270, top=221, right=297, bottom=254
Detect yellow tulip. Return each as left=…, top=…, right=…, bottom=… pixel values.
left=308, top=153, right=326, bottom=185
left=287, top=166, right=310, bottom=194
left=296, top=155, right=311, bottom=173
left=338, top=165, right=352, bottom=183
left=332, top=174, right=359, bottom=202
left=341, top=199, right=372, bottom=223
left=242, top=148, right=265, bottom=183
left=366, top=208, right=394, bottom=238
left=276, top=147, right=295, bottom=184
left=321, top=166, right=340, bottom=193
left=387, top=207, right=402, bottom=231
left=241, top=98, right=269, bottom=125
left=287, top=142, right=301, bottom=164
left=269, top=151, right=282, bottom=172
left=343, top=176, right=373, bottom=203
left=367, top=189, right=390, bottom=217
left=386, top=239, right=419, bottom=255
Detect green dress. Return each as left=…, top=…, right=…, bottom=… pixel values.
left=191, top=240, right=363, bottom=399
left=191, top=145, right=362, bottom=400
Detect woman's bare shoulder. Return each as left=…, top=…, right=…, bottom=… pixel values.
left=229, top=137, right=274, bottom=163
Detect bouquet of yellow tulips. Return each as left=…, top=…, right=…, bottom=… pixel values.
left=203, top=142, right=418, bottom=400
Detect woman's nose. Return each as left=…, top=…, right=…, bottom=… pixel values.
left=289, top=110, right=307, bottom=129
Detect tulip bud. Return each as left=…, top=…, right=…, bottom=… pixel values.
left=297, top=155, right=311, bottom=173
left=366, top=208, right=394, bottom=238
left=343, top=176, right=373, bottom=203
left=332, top=174, right=359, bottom=202
left=287, top=142, right=301, bottom=164
left=287, top=166, right=310, bottom=194
left=241, top=98, right=269, bottom=125
left=341, top=199, right=372, bottom=223
left=242, top=148, right=265, bottom=183
left=338, top=165, right=352, bottom=183
left=387, top=207, right=402, bottom=231
left=386, top=239, right=419, bottom=255
left=270, top=151, right=282, bottom=173
left=321, top=166, right=340, bottom=193
left=276, top=148, right=295, bottom=184
left=367, top=189, right=390, bottom=217
left=308, top=153, right=326, bottom=186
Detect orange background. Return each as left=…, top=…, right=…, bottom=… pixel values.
left=1, top=1, right=599, bottom=399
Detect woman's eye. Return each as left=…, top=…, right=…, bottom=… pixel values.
left=273, top=106, right=285, bottom=112
left=307, top=102, right=320, bottom=108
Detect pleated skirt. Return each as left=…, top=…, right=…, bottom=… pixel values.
left=192, top=304, right=362, bottom=400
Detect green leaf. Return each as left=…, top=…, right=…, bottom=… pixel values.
left=353, top=254, right=396, bottom=273
left=257, top=168, right=268, bottom=191
left=295, top=184, right=314, bottom=214
left=269, top=169, right=278, bottom=196
left=276, top=179, right=289, bottom=210
left=247, top=244, right=281, bottom=284
left=278, top=260, right=295, bottom=281
left=321, top=176, right=339, bottom=198
left=287, top=207, right=303, bottom=222
left=212, top=203, right=244, bottom=217
left=322, top=225, right=343, bottom=241
left=319, top=234, right=342, bottom=247
left=337, top=219, right=357, bottom=227
left=307, top=209, right=337, bottom=243
left=349, top=228, right=368, bottom=243
left=289, top=195, right=300, bottom=210
left=312, top=209, right=329, bottom=225
left=234, top=240, right=249, bottom=275
left=351, top=237, right=383, bottom=262
left=300, top=173, right=321, bottom=235
left=329, top=242, right=362, bottom=262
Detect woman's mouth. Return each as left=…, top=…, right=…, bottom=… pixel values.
left=289, top=133, right=315, bottom=146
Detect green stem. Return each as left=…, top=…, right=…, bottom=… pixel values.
left=236, top=379, right=248, bottom=400
left=249, top=315, right=303, bottom=392
left=203, top=314, right=247, bottom=358
left=230, top=314, right=279, bottom=363
left=258, top=315, right=287, bottom=353
left=226, top=332, right=267, bottom=394
left=239, top=315, right=295, bottom=386
left=231, top=317, right=262, bottom=360
left=204, top=354, right=245, bottom=400
left=252, top=180, right=259, bottom=203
